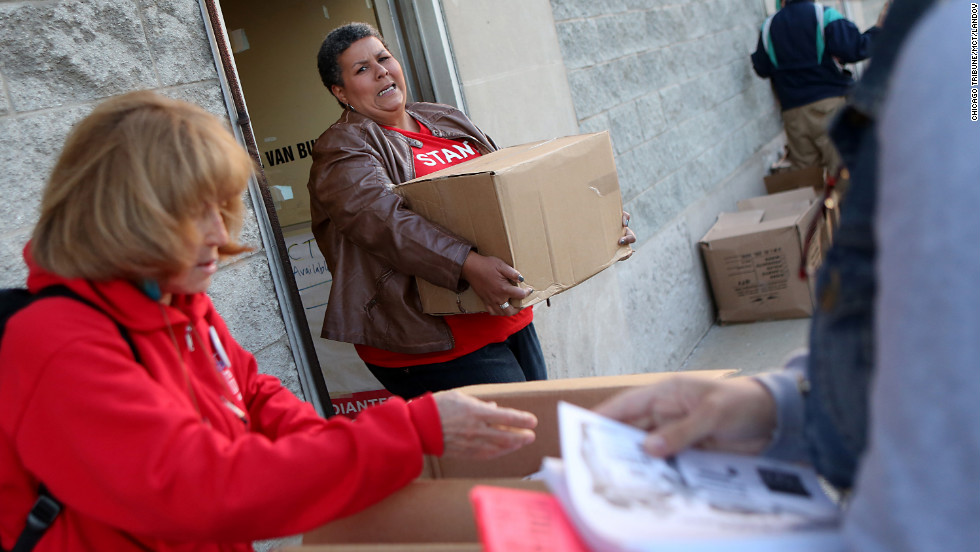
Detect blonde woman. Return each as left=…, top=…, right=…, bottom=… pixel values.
left=0, top=91, right=536, bottom=552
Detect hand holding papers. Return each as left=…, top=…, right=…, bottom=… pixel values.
left=541, top=402, right=844, bottom=552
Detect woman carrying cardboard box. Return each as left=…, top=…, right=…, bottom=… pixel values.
left=307, top=22, right=636, bottom=399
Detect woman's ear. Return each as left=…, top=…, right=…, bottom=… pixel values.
left=331, top=85, right=346, bottom=106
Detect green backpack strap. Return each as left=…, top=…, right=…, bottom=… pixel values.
left=762, top=13, right=779, bottom=67
left=817, top=4, right=845, bottom=64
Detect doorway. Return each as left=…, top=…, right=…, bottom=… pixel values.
left=210, top=0, right=455, bottom=416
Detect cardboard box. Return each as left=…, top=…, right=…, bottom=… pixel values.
left=424, top=370, right=733, bottom=479
left=699, top=188, right=825, bottom=323
left=393, top=132, right=632, bottom=314
left=766, top=166, right=840, bottom=250
left=763, top=165, right=824, bottom=195
left=300, top=371, right=733, bottom=549
left=301, top=478, right=546, bottom=547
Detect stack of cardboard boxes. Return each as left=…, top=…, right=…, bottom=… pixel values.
left=699, top=167, right=834, bottom=323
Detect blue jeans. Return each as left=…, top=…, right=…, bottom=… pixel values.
left=804, top=111, right=877, bottom=489
left=803, top=0, right=939, bottom=490
left=365, top=322, right=547, bottom=399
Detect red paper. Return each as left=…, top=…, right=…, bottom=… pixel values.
left=469, top=485, right=590, bottom=552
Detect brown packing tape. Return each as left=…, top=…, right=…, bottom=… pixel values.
left=737, top=186, right=816, bottom=212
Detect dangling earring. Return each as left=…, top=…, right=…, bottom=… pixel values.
left=346, top=103, right=357, bottom=112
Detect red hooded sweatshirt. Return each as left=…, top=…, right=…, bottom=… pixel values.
left=0, top=246, right=443, bottom=551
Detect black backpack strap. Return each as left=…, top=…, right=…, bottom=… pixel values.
left=9, top=485, right=61, bottom=552
left=3, top=285, right=141, bottom=552
left=32, top=285, right=142, bottom=363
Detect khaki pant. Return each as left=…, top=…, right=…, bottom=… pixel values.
left=782, top=96, right=846, bottom=175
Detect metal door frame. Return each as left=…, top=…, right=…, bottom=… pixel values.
left=196, top=0, right=463, bottom=417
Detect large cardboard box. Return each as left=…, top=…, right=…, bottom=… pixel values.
left=301, top=478, right=545, bottom=548
left=699, top=188, right=824, bottom=323
left=424, top=370, right=732, bottom=479
left=299, top=371, right=733, bottom=549
left=393, top=132, right=632, bottom=314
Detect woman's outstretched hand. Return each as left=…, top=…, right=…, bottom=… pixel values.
left=593, top=375, right=777, bottom=458
left=433, top=390, right=537, bottom=459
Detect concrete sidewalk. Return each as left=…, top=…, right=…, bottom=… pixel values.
left=679, top=318, right=811, bottom=377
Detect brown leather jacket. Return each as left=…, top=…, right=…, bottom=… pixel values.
left=307, top=102, right=498, bottom=354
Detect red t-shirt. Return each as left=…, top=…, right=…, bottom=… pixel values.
left=355, top=122, right=533, bottom=368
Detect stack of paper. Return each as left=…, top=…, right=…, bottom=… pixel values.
left=539, top=402, right=844, bottom=552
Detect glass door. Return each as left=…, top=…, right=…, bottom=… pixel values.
left=213, top=0, right=430, bottom=416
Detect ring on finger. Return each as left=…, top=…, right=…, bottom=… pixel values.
left=499, top=301, right=510, bottom=309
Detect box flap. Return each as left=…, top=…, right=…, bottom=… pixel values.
left=703, top=190, right=818, bottom=245
left=394, top=134, right=607, bottom=184
left=763, top=165, right=824, bottom=195
left=761, top=199, right=814, bottom=222
left=737, top=187, right=816, bottom=212
left=699, top=209, right=764, bottom=242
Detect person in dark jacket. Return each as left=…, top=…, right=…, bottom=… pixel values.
left=307, top=23, right=635, bottom=399
left=751, top=0, right=887, bottom=178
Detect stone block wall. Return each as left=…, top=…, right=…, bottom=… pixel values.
left=0, top=0, right=301, bottom=399
left=526, top=0, right=784, bottom=375
left=551, top=0, right=782, bottom=246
